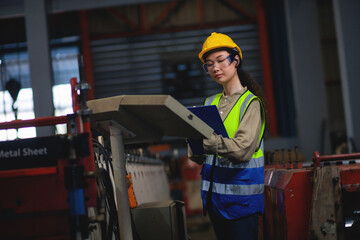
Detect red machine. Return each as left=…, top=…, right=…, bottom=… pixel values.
left=263, top=151, right=360, bottom=240
left=0, top=78, right=98, bottom=239
left=180, top=157, right=203, bottom=216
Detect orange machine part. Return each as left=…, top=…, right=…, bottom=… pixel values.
left=127, top=174, right=138, bottom=209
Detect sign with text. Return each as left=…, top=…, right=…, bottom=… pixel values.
left=0, top=135, right=65, bottom=171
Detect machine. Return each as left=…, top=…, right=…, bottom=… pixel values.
left=263, top=150, right=360, bottom=240
left=0, top=78, right=212, bottom=239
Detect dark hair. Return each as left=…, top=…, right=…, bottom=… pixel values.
left=235, top=59, right=268, bottom=130
left=237, top=69, right=264, bottom=103
left=226, top=48, right=268, bottom=126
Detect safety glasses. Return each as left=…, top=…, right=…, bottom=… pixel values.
left=202, top=55, right=235, bottom=73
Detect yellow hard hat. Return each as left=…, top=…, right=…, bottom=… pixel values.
left=198, top=32, right=242, bottom=63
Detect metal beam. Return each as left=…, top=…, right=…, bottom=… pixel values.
left=222, top=0, right=256, bottom=20
left=109, top=122, right=133, bottom=240
left=148, top=0, right=180, bottom=30
left=90, top=19, right=256, bottom=40
left=196, top=0, right=204, bottom=26
left=108, top=8, right=139, bottom=31
left=50, top=0, right=172, bottom=12
left=79, top=10, right=95, bottom=100
left=255, top=0, right=278, bottom=136
left=0, top=0, right=174, bottom=19
left=284, top=0, right=330, bottom=160
left=333, top=0, right=360, bottom=152
left=139, top=4, right=147, bottom=31
left=24, top=0, right=55, bottom=136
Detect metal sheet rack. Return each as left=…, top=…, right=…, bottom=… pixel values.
left=87, top=95, right=213, bottom=240
left=125, top=153, right=170, bottom=205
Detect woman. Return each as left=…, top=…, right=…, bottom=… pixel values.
left=189, top=32, right=266, bottom=240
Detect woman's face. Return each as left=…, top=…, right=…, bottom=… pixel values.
left=204, top=50, right=239, bottom=86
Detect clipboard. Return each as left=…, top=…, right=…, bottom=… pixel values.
left=187, top=105, right=228, bottom=155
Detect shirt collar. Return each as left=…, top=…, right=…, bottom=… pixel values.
left=222, top=86, right=248, bottom=98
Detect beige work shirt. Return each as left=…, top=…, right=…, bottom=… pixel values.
left=188, top=87, right=262, bottom=164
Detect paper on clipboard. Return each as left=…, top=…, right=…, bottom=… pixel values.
left=187, top=105, right=228, bottom=155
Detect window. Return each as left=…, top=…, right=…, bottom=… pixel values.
left=52, top=45, right=80, bottom=134
left=0, top=42, right=80, bottom=140
left=0, top=51, right=35, bottom=140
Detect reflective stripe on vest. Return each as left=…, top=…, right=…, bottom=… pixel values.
left=202, top=180, right=264, bottom=196
left=204, top=144, right=264, bottom=169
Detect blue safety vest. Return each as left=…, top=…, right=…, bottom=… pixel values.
left=201, top=90, right=265, bottom=219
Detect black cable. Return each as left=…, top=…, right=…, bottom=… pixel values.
left=92, top=139, right=120, bottom=240
left=93, top=138, right=150, bottom=240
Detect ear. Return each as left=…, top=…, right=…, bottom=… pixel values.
left=234, top=55, right=240, bottom=67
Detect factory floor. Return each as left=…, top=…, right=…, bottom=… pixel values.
left=186, top=215, right=216, bottom=240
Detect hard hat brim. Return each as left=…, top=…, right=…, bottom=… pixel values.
left=198, top=45, right=242, bottom=63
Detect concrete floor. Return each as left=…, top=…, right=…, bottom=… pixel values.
left=186, top=215, right=216, bottom=240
